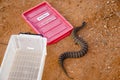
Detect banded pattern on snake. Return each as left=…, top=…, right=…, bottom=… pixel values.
left=58, top=22, right=88, bottom=79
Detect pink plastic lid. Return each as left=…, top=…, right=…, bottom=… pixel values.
left=22, top=1, right=73, bottom=45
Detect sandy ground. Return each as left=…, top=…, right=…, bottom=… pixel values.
left=0, top=0, right=120, bottom=80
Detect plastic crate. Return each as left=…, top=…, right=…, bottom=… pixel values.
left=22, top=1, right=73, bottom=45
left=0, top=34, right=47, bottom=80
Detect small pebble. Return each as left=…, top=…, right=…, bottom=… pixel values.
left=104, top=25, right=108, bottom=28
left=106, top=1, right=110, bottom=4
left=110, top=12, right=114, bottom=17
left=112, top=26, right=117, bottom=28
left=95, top=5, right=99, bottom=8
left=106, top=17, right=110, bottom=21
left=107, top=66, right=111, bottom=70
left=115, top=28, right=118, bottom=31
left=89, top=28, right=94, bottom=31
left=107, top=9, right=110, bottom=11
left=111, top=0, right=115, bottom=3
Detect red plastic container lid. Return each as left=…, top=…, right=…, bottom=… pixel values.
left=22, top=1, right=73, bottom=44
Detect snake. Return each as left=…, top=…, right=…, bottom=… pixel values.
left=58, top=22, right=88, bottom=79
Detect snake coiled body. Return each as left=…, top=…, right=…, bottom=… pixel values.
left=58, top=22, right=88, bottom=78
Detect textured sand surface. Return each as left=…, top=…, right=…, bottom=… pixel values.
left=0, top=0, right=120, bottom=80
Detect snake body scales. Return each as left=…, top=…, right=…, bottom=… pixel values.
left=58, top=22, right=88, bottom=78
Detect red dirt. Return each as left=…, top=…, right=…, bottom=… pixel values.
left=0, top=0, right=120, bottom=80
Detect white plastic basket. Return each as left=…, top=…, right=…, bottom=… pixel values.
left=0, top=34, right=47, bottom=80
